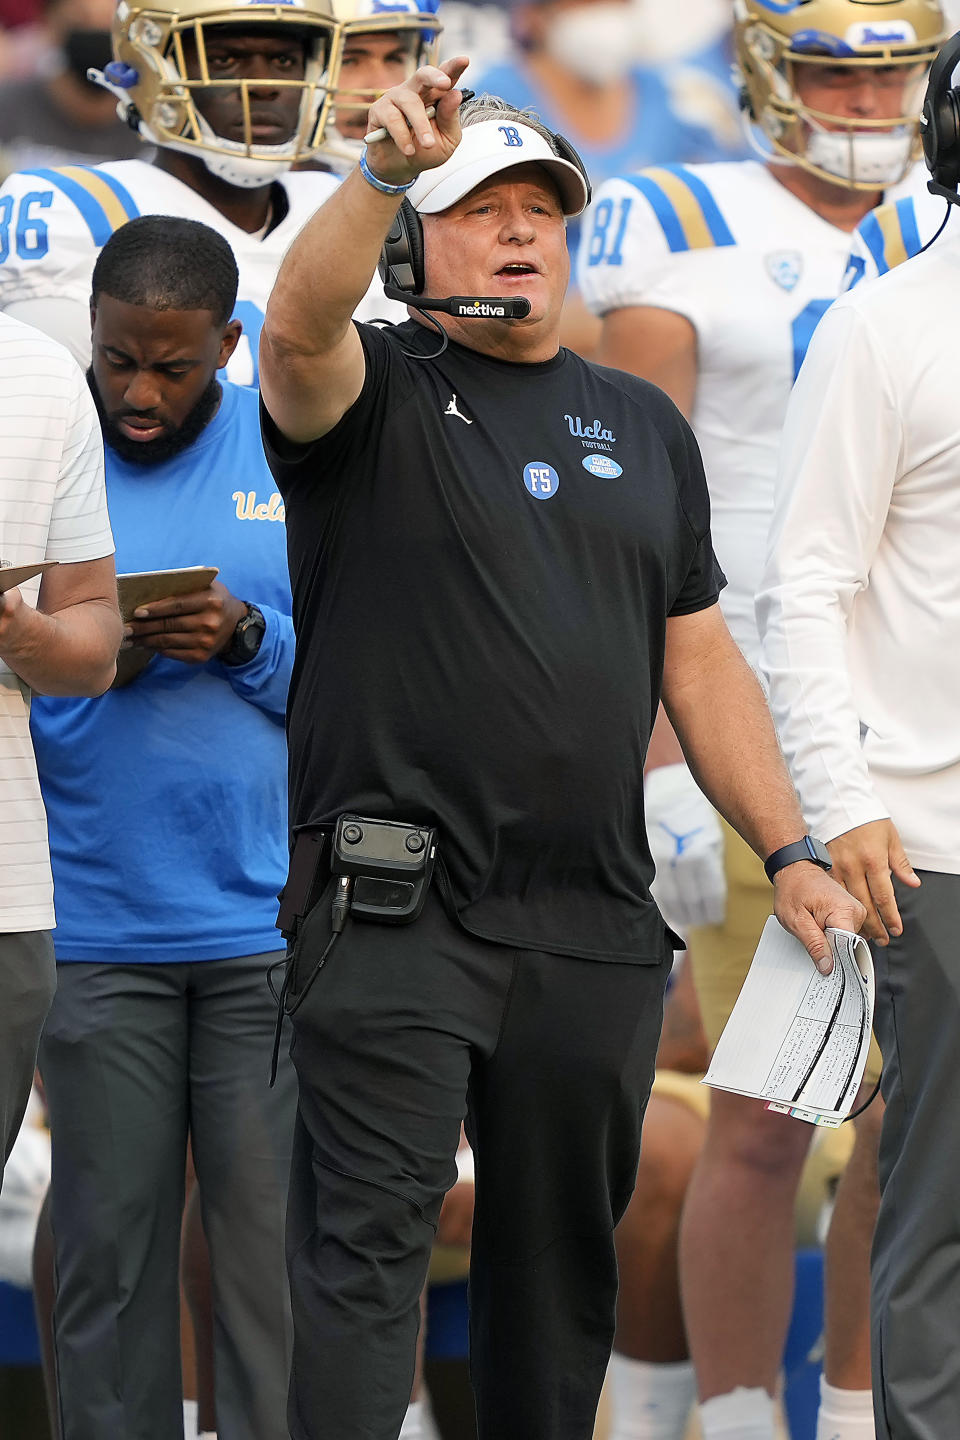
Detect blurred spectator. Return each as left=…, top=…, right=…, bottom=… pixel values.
left=0, top=0, right=45, bottom=83
left=632, top=0, right=731, bottom=64
left=438, top=2, right=511, bottom=76
left=0, top=0, right=145, bottom=176
left=467, top=0, right=742, bottom=197
left=466, top=0, right=743, bottom=353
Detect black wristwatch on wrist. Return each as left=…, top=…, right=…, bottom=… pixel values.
left=764, top=835, right=832, bottom=884
left=220, top=602, right=266, bottom=667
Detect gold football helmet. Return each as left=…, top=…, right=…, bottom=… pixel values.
left=735, top=0, right=948, bottom=188
left=319, top=0, right=441, bottom=171
left=95, top=0, right=338, bottom=186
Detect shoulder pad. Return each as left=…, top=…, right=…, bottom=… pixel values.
left=620, top=163, right=736, bottom=253
left=855, top=198, right=923, bottom=278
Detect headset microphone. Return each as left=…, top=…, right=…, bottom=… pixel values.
left=382, top=285, right=531, bottom=319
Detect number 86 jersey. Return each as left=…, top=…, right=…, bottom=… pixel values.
left=577, top=159, right=916, bottom=669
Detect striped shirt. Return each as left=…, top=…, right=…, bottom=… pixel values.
left=0, top=313, right=114, bottom=930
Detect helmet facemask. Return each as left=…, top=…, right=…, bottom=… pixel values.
left=103, top=1, right=338, bottom=187
left=735, top=1, right=947, bottom=189
left=319, top=7, right=441, bottom=173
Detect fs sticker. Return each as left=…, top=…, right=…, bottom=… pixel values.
left=523, top=461, right=559, bottom=500
left=582, top=453, right=622, bottom=479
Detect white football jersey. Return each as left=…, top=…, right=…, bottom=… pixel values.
left=578, top=160, right=916, bottom=668
left=0, top=159, right=406, bottom=386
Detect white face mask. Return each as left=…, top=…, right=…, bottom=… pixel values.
left=630, top=0, right=729, bottom=63
left=544, top=3, right=638, bottom=84
left=805, top=124, right=914, bottom=187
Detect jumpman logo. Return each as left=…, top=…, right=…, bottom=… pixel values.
left=444, top=394, right=473, bottom=425
left=658, top=822, right=704, bottom=858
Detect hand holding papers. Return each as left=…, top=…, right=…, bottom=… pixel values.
left=113, top=567, right=219, bottom=687
left=704, top=916, right=874, bottom=1127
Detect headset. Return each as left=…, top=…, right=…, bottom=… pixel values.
left=922, top=31, right=960, bottom=204
left=377, top=128, right=592, bottom=298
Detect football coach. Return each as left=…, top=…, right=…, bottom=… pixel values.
left=258, top=56, right=865, bottom=1440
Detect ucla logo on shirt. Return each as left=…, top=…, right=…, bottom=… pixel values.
left=582, top=453, right=623, bottom=479
left=565, top=413, right=616, bottom=452
left=765, top=250, right=803, bottom=293
left=233, top=490, right=285, bottom=522
left=523, top=461, right=559, bottom=500
left=499, top=126, right=523, bottom=147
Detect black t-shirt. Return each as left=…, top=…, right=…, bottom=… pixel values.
left=262, top=320, right=725, bottom=963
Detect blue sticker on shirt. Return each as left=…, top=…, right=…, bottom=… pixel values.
left=523, top=462, right=559, bottom=500
left=582, top=454, right=623, bottom=479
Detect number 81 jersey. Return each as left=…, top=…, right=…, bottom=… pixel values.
left=577, top=159, right=911, bottom=668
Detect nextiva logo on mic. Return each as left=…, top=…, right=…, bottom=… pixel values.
left=456, top=299, right=507, bottom=317
left=443, top=295, right=531, bottom=318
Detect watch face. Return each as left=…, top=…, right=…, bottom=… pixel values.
left=235, top=626, right=259, bottom=659
left=225, top=607, right=265, bottom=665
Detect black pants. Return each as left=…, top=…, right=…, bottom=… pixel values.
left=285, top=889, right=669, bottom=1440
left=871, top=871, right=960, bottom=1440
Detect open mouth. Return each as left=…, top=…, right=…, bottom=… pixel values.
left=496, top=262, right=539, bottom=280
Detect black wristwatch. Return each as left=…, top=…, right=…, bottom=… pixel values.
left=764, top=835, right=832, bottom=884
left=220, top=603, right=266, bottom=667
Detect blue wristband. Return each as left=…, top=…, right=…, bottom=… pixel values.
left=359, top=148, right=414, bottom=196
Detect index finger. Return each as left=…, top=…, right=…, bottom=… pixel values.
left=405, top=57, right=468, bottom=97
left=132, top=589, right=213, bottom=619
left=437, top=55, right=469, bottom=95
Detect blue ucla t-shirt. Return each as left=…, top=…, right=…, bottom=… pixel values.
left=31, top=381, right=294, bottom=963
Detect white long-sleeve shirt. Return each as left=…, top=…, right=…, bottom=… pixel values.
left=757, top=233, right=960, bottom=874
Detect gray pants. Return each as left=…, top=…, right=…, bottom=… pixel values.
left=38, top=953, right=296, bottom=1440
left=0, top=930, right=56, bottom=1170
left=871, top=871, right=960, bottom=1440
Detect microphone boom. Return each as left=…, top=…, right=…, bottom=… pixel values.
left=383, top=285, right=531, bottom=319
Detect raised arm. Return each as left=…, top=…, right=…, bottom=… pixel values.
left=259, top=56, right=469, bottom=445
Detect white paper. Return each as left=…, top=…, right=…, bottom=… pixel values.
left=703, top=916, right=875, bottom=1127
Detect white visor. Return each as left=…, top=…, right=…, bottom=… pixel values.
left=406, top=119, right=589, bottom=217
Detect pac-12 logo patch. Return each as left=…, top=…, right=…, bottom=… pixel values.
left=582, top=453, right=622, bottom=478
left=765, top=250, right=803, bottom=292
left=523, top=461, right=559, bottom=499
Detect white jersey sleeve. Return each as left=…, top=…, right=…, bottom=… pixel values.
left=577, top=164, right=735, bottom=329
left=0, top=164, right=138, bottom=326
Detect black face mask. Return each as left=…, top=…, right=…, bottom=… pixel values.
left=62, top=29, right=114, bottom=88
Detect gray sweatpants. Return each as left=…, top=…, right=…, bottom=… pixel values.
left=39, top=953, right=296, bottom=1440
left=871, top=871, right=960, bottom=1440
left=0, top=930, right=56, bottom=1171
